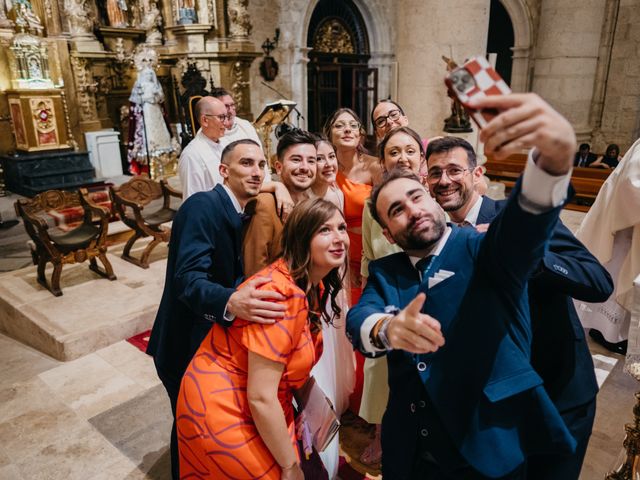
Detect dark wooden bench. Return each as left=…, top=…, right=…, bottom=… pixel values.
left=484, top=153, right=611, bottom=212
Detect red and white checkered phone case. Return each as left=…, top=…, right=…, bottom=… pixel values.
left=444, top=56, right=512, bottom=128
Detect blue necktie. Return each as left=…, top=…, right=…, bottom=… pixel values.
left=416, top=255, right=435, bottom=280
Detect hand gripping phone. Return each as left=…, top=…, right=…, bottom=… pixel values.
left=444, top=55, right=512, bottom=128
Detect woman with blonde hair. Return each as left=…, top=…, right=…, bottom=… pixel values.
left=177, top=198, right=349, bottom=480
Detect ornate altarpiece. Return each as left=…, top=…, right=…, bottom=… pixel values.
left=0, top=0, right=260, bottom=183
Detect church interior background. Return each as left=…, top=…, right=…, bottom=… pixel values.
left=0, top=0, right=639, bottom=479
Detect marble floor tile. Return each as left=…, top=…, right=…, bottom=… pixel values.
left=0, top=335, right=60, bottom=389
left=86, top=456, right=147, bottom=480
left=89, top=384, right=172, bottom=472
left=0, top=404, right=88, bottom=462
left=96, top=341, right=161, bottom=390
left=38, top=353, right=145, bottom=419
left=11, top=424, right=128, bottom=480
left=0, top=377, right=67, bottom=423
left=0, top=463, right=22, bottom=479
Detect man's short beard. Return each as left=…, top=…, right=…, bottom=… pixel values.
left=393, top=215, right=446, bottom=251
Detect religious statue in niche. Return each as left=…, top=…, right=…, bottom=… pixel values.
left=9, top=28, right=54, bottom=89
left=106, top=0, right=128, bottom=27
left=139, top=2, right=162, bottom=45
left=64, top=0, right=94, bottom=37
left=0, top=0, right=13, bottom=28
left=126, top=45, right=179, bottom=177
left=228, top=0, right=252, bottom=39
left=178, top=0, right=197, bottom=25
left=13, top=0, right=44, bottom=35
left=442, top=55, right=472, bottom=133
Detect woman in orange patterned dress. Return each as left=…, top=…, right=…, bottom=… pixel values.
left=323, top=108, right=380, bottom=414
left=176, top=198, right=349, bottom=480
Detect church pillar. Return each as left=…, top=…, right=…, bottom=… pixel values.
left=531, top=0, right=607, bottom=143
left=395, top=0, right=490, bottom=145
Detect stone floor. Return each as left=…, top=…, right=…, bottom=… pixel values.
left=0, top=205, right=636, bottom=479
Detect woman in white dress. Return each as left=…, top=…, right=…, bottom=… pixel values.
left=310, top=137, right=356, bottom=478
left=575, top=138, right=640, bottom=354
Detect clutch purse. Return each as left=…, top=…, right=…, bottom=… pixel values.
left=294, top=376, right=341, bottom=453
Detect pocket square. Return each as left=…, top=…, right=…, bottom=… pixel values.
left=428, top=270, right=455, bottom=289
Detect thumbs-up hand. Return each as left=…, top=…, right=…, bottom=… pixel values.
left=386, top=293, right=445, bottom=354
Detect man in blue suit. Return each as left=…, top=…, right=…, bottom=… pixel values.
left=425, top=136, right=612, bottom=479
left=347, top=94, right=588, bottom=479
left=147, top=139, right=286, bottom=479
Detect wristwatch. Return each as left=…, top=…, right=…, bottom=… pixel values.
left=377, top=316, right=393, bottom=350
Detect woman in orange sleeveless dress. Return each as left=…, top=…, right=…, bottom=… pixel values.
left=176, top=198, right=349, bottom=480
left=323, top=109, right=381, bottom=415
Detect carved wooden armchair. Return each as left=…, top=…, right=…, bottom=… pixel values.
left=14, top=189, right=117, bottom=297
left=110, top=176, right=180, bottom=269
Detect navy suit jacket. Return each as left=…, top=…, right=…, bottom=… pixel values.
left=573, top=152, right=597, bottom=167
left=347, top=183, right=578, bottom=478
left=478, top=197, right=612, bottom=413
left=147, top=184, right=245, bottom=379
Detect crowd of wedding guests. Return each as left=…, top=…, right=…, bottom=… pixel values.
left=145, top=88, right=640, bottom=480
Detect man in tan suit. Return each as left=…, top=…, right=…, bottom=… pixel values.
left=243, top=130, right=318, bottom=276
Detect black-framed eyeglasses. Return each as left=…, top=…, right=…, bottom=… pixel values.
left=374, top=109, right=403, bottom=129
left=203, top=113, right=230, bottom=122
left=426, top=166, right=473, bottom=183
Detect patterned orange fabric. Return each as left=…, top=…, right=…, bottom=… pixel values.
left=176, top=258, right=323, bottom=479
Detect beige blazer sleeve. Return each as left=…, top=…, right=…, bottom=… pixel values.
left=242, top=193, right=284, bottom=277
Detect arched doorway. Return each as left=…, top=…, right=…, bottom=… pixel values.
left=306, top=0, right=377, bottom=134
left=487, top=0, right=515, bottom=85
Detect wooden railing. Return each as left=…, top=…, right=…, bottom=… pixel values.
left=484, top=153, right=612, bottom=212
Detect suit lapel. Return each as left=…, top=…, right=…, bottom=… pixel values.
left=215, top=184, right=244, bottom=269
left=394, top=254, right=421, bottom=306
left=477, top=196, right=498, bottom=225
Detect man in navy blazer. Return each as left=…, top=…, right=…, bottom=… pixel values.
left=347, top=94, right=587, bottom=479
left=424, top=136, right=612, bottom=478
left=147, top=139, right=286, bottom=479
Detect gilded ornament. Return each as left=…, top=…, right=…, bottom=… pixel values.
left=313, top=19, right=354, bottom=54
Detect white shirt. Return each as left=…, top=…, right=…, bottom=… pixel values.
left=360, top=149, right=573, bottom=352
left=463, top=196, right=484, bottom=226
left=221, top=117, right=272, bottom=182
left=178, top=130, right=225, bottom=199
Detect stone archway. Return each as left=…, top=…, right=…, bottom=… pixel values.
left=498, top=0, right=533, bottom=92
left=284, top=0, right=394, bottom=129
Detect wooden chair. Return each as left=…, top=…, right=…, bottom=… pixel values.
left=110, top=176, right=180, bottom=268
left=15, top=189, right=117, bottom=297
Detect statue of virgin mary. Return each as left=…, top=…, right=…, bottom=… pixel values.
left=126, top=45, right=179, bottom=176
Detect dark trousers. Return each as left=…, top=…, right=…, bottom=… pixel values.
left=410, top=453, right=526, bottom=480
left=526, top=398, right=596, bottom=480
left=154, top=360, right=182, bottom=480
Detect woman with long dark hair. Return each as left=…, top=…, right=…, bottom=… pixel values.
left=176, top=198, right=349, bottom=480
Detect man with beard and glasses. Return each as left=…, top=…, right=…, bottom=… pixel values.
left=346, top=93, right=603, bottom=480
left=424, top=135, right=612, bottom=479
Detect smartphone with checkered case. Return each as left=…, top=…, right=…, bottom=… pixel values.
left=444, top=55, right=512, bottom=128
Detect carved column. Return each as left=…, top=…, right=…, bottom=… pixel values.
left=70, top=55, right=101, bottom=131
